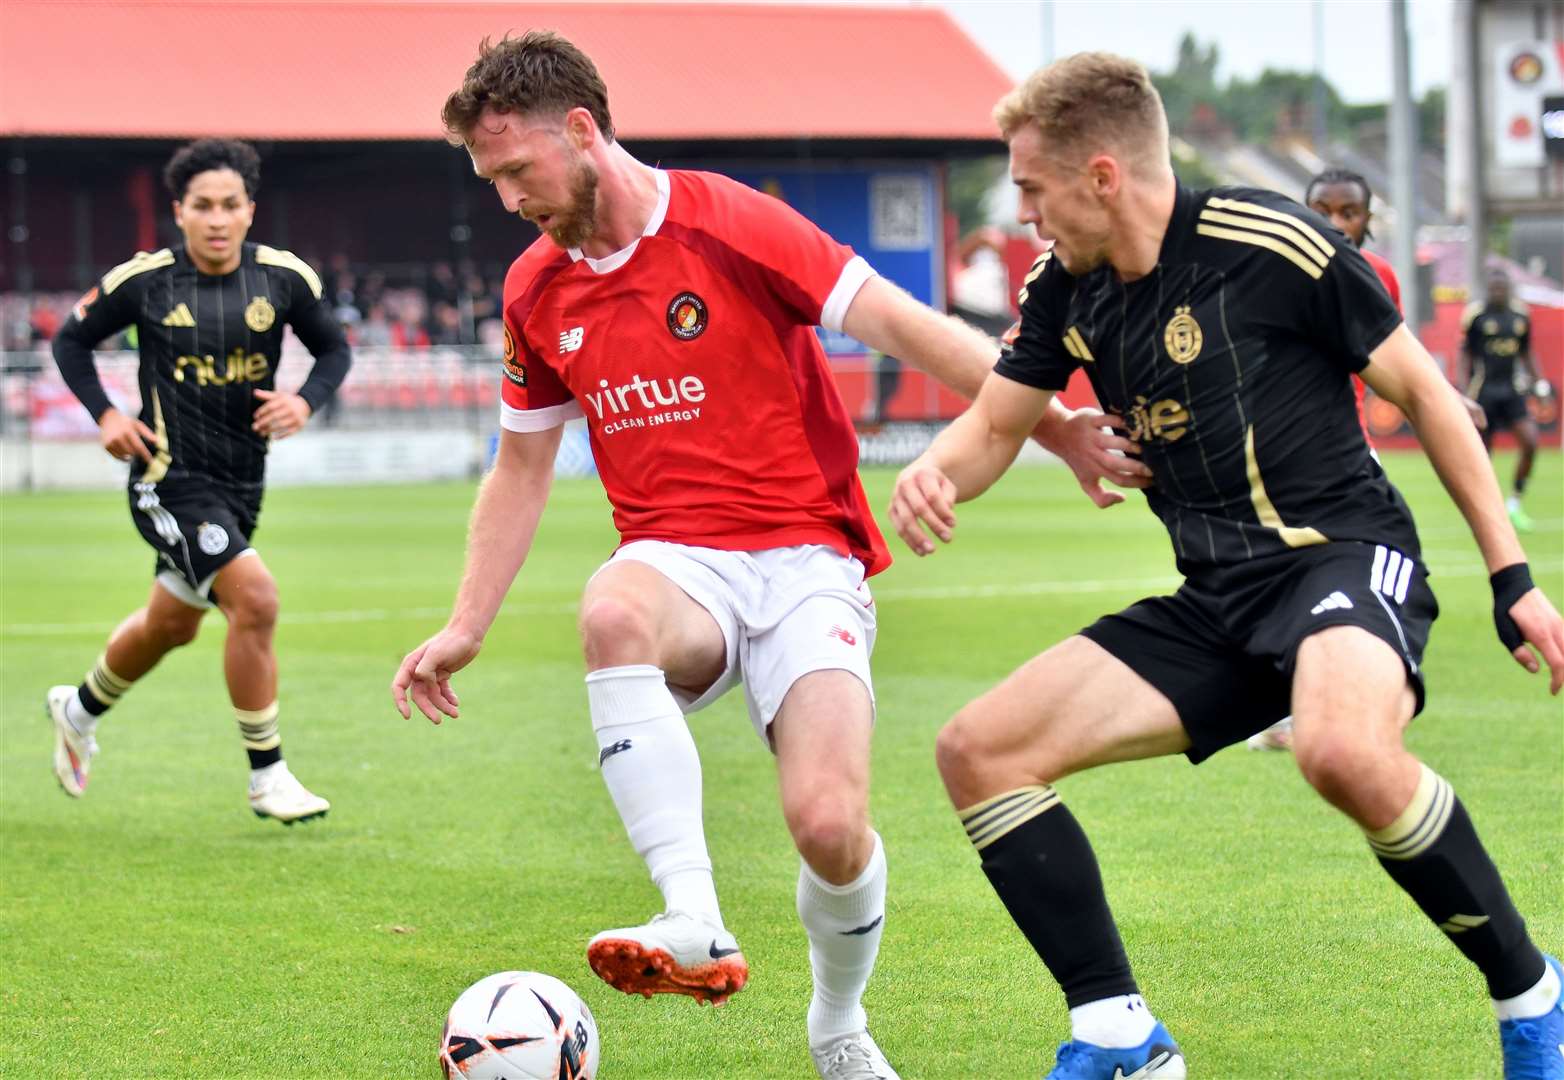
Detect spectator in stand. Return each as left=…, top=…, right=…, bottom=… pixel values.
left=391, top=297, right=430, bottom=349
left=428, top=261, right=460, bottom=309
left=358, top=302, right=394, bottom=348
left=430, top=301, right=463, bottom=346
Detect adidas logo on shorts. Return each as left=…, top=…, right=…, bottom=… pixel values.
left=1310, top=591, right=1354, bottom=615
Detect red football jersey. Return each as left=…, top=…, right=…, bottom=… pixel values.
left=499, top=169, right=890, bottom=575
left=1354, top=249, right=1403, bottom=445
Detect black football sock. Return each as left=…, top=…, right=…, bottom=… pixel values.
left=960, top=785, right=1139, bottom=1008
left=236, top=702, right=283, bottom=770
left=1367, top=764, right=1545, bottom=999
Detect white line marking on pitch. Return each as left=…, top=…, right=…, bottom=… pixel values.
left=3, top=561, right=1558, bottom=638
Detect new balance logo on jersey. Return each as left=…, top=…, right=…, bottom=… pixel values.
left=161, top=303, right=196, bottom=327
left=1310, top=591, right=1354, bottom=615
left=827, top=625, right=857, bottom=646
left=598, top=739, right=632, bottom=766
left=559, top=327, right=584, bottom=353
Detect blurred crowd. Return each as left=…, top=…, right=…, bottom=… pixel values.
left=0, top=256, right=508, bottom=354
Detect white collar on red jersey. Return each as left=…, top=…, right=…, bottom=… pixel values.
left=569, top=168, right=670, bottom=274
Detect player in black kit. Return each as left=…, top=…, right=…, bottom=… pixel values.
left=1462, top=268, right=1542, bottom=531
left=48, top=139, right=351, bottom=824
left=890, top=54, right=1564, bottom=1080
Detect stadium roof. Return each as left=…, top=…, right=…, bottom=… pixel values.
left=0, top=1, right=1013, bottom=143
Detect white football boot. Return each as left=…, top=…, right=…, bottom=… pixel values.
left=811, top=1030, right=900, bottom=1080
left=587, top=910, right=748, bottom=1006
left=47, top=685, right=97, bottom=797
left=248, top=762, right=330, bottom=824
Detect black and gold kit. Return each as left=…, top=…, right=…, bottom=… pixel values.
left=997, top=184, right=1436, bottom=760
left=1461, top=300, right=1532, bottom=432
left=53, top=242, right=351, bottom=597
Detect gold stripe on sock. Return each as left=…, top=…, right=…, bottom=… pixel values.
left=235, top=702, right=281, bottom=751
left=85, top=654, right=133, bottom=706
left=1367, top=764, right=1454, bottom=861
left=959, top=785, right=1060, bottom=851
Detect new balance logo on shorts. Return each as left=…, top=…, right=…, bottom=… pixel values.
left=827, top=625, right=857, bottom=646
left=598, top=739, right=632, bottom=766
left=1311, top=591, right=1354, bottom=615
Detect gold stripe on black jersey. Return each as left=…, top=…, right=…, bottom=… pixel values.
left=102, top=249, right=175, bottom=294
left=142, top=388, right=173, bottom=485
left=1197, top=209, right=1330, bottom=270
left=1196, top=222, right=1325, bottom=280
left=1245, top=425, right=1326, bottom=547
left=1018, top=249, right=1051, bottom=306
left=255, top=245, right=324, bottom=300
left=1205, top=197, right=1334, bottom=261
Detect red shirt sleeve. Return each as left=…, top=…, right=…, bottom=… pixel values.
left=663, top=173, right=874, bottom=333
left=1363, top=249, right=1402, bottom=314
left=499, top=247, right=582, bottom=432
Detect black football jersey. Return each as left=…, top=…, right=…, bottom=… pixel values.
left=1461, top=301, right=1531, bottom=397
left=53, top=242, right=350, bottom=489
left=997, top=184, right=1419, bottom=574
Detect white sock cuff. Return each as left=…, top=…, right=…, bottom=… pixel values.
left=585, top=665, right=676, bottom=730
left=1494, top=958, right=1561, bottom=1021
left=799, top=832, right=885, bottom=911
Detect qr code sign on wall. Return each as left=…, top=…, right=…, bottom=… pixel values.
left=870, top=175, right=930, bottom=251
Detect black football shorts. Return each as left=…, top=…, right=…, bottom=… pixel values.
left=127, top=477, right=262, bottom=607
left=1080, top=542, right=1438, bottom=763
left=1478, top=389, right=1530, bottom=433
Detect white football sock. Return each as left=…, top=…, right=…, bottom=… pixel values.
left=587, top=665, right=722, bottom=926
left=1494, top=958, right=1561, bottom=1021
left=1506, top=494, right=1522, bottom=512
left=1069, top=994, right=1158, bottom=1048
left=248, top=760, right=284, bottom=791
left=797, top=830, right=887, bottom=1048
left=65, top=691, right=99, bottom=736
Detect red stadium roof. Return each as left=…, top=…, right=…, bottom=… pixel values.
left=0, top=1, right=1013, bottom=142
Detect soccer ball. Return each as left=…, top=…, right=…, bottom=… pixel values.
left=440, top=971, right=599, bottom=1079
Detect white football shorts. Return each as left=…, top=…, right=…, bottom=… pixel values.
left=595, top=540, right=877, bottom=744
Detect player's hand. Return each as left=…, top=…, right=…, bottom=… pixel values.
left=252, top=389, right=311, bottom=439
left=1038, top=407, right=1152, bottom=509
left=889, top=460, right=958, bottom=556
left=1460, top=395, right=1487, bottom=431
left=1504, top=589, right=1564, bottom=695
left=98, top=407, right=156, bottom=463
left=391, top=629, right=482, bottom=724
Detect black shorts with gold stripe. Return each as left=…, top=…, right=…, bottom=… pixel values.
left=1080, top=541, right=1438, bottom=763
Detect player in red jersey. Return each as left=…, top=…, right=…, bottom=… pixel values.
left=390, top=32, right=1147, bottom=1079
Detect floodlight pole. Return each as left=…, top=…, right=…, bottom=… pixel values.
left=1389, top=0, right=1420, bottom=331
left=1463, top=0, right=1488, bottom=301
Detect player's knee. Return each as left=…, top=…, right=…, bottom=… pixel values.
left=148, top=607, right=202, bottom=648
left=1293, top=730, right=1373, bottom=802
left=784, top=794, right=864, bottom=872
left=225, top=577, right=279, bottom=633
left=578, top=594, right=657, bottom=668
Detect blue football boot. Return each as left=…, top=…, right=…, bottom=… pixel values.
left=1045, top=1021, right=1186, bottom=1079
left=1499, top=954, right=1564, bottom=1080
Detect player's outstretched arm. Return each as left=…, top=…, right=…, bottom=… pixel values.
left=391, top=425, right=563, bottom=722
left=890, top=375, right=1053, bottom=555
left=1364, top=324, right=1564, bottom=693
left=842, top=276, right=1150, bottom=503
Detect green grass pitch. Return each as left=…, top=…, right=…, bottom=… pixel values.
left=1, top=450, right=1559, bottom=1078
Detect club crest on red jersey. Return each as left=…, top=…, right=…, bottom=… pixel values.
left=667, top=292, right=708, bottom=341
left=502, top=324, right=526, bottom=386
